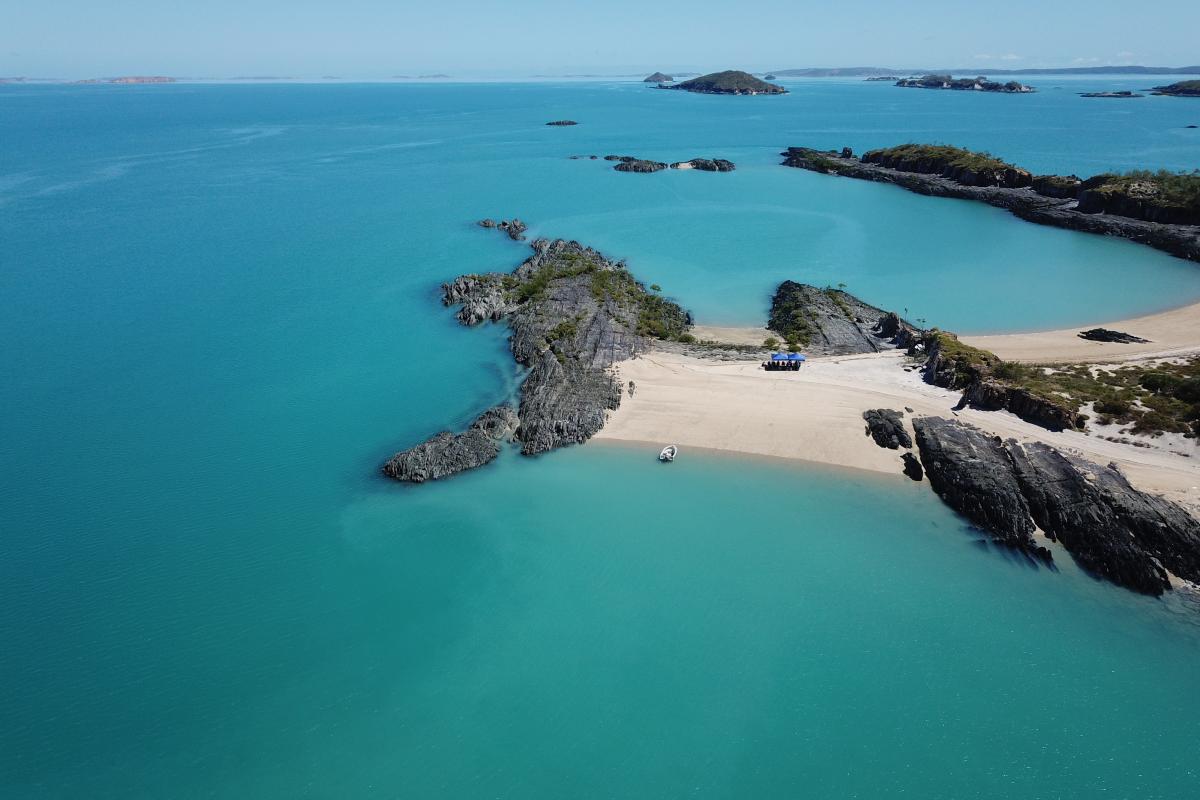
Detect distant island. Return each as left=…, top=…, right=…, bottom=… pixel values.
left=763, top=73, right=777, bottom=80
left=659, top=70, right=786, bottom=95
left=770, top=65, right=1200, bottom=77
left=1152, top=80, right=1200, bottom=97
left=1079, top=91, right=1143, bottom=98
left=643, top=72, right=673, bottom=83
left=545, top=120, right=578, bottom=126
left=896, top=74, right=1035, bottom=93
left=865, top=76, right=900, bottom=82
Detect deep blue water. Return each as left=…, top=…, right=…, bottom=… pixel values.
left=2, top=79, right=1200, bottom=799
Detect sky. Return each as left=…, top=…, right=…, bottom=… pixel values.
left=4, top=0, right=1199, bottom=78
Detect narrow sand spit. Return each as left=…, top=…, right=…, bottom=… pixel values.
left=598, top=350, right=1200, bottom=507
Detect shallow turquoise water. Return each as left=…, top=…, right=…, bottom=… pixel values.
left=3, top=79, right=1200, bottom=798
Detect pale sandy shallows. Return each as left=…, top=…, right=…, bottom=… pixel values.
left=597, top=350, right=1200, bottom=507
left=962, top=300, right=1200, bottom=363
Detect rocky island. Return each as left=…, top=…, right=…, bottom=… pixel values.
left=660, top=70, right=787, bottom=95
left=780, top=144, right=1200, bottom=259
left=895, top=74, right=1035, bottom=93
left=1152, top=80, right=1200, bottom=97
left=545, top=119, right=578, bottom=126
left=600, top=155, right=736, bottom=173
left=643, top=72, right=673, bottom=83
left=1079, top=91, right=1144, bottom=98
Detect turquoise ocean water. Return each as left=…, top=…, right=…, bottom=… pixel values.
left=2, top=78, right=1200, bottom=798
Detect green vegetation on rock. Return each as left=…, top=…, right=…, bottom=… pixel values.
left=665, top=70, right=786, bottom=95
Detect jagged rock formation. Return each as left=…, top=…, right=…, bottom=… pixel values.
left=780, top=146, right=1200, bottom=261
left=1078, top=328, right=1151, bottom=343
left=660, top=70, right=787, bottom=95
left=477, top=218, right=528, bottom=241
left=863, top=409, right=912, bottom=449
left=384, top=237, right=691, bottom=482
left=383, top=407, right=519, bottom=483
left=901, top=452, right=924, bottom=481
left=545, top=120, right=578, bottom=126
left=644, top=72, right=673, bottom=82
left=896, top=74, right=1035, bottom=93
left=767, top=281, right=917, bottom=356
left=913, top=417, right=1200, bottom=595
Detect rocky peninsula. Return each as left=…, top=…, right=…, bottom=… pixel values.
left=1152, top=80, right=1200, bottom=97
left=660, top=70, right=786, bottom=95
left=780, top=145, right=1200, bottom=260
left=895, top=74, right=1035, bottom=93
left=383, top=237, right=690, bottom=482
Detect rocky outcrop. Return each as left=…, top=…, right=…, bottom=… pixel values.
left=672, top=158, right=736, bottom=172
left=901, top=452, right=924, bottom=481
left=913, top=417, right=1050, bottom=560
left=861, top=147, right=1033, bottom=189
left=1078, top=328, right=1151, bottom=343
left=1079, top=91, right=1143, bottom=98
left=383, top=407, right=519, bottom=483
left=780, top=147, right=1200, bottom=261
left=896, top=74, right=1035, bottom=93
left=644, top=72, right=673, bottom=83
left=384, top=237, right=691, bottom=482
left=960, top=379, right=1082, bottom=432
left=477, top=218, right=528, bottom=241
left=913, top=417, right=1200, bottom=595
left=863, top=409, right=912, bottom=449
left=614, top=158, right=668, bottom=173
left=768, top=281, right=918, bottom=356
left=545, top=120, right=578, bottom=126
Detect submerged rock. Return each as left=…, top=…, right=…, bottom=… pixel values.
left=913, top=416, right=1200, bottom=595
left=383, top=407, right=519, bottom=483
left=1078, top=328, right=1151, bottom=344
left=863, top=409, right=912, bottom=449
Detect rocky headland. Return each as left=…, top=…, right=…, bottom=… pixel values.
left=1151, top=80, right=1200, bottom=97
left=767, top=281, right=917, bottom=355
left=780, top=145, right=1200, bottom=260
left=383, top=236, right=691, bottom=482
left=895, top=74, right=1035, bottom=93
left=660, top=70, right=786, bottom=95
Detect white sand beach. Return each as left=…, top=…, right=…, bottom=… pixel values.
left=962, top=300, right=1200, bottom=363
left=599, top=349, right=1200, bottom=507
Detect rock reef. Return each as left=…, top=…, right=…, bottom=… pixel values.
left=780, top=145, right=1200, bottom=261
left=602, top=155, right=736, bottom=173
left=384, top=237, right=691, bottom=482
left=477, top=218, right=528, bottom=240
left=912, top=417, right=1200, bottom=595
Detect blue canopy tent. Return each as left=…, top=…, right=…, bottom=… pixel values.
left=770, top=353, right=807, bottom=361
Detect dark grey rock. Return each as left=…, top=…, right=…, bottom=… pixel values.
left=614, top=158, right=668, bottom=173
left=545, top=120, right=578, bottom=126
left=901, top=452, right=924, bottom=481
left=1078, top=328, right=1151, bottom=344
left=383, top=406, right=518, bottom=483
left=913, top=416, right=1200, bottom=595
left=477, top=218, right=527, bottom=241
left=863, top=409, right=912, bottom=449
left=672, top=158, right=736, bottom=172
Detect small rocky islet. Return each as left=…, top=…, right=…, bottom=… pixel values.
left=781, top=144, right=1200, bottom=259
left=1151, top=80, right=1200, bottom=97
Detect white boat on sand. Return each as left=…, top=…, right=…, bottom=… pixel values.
left=659, top=445, right=678, bottom=462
